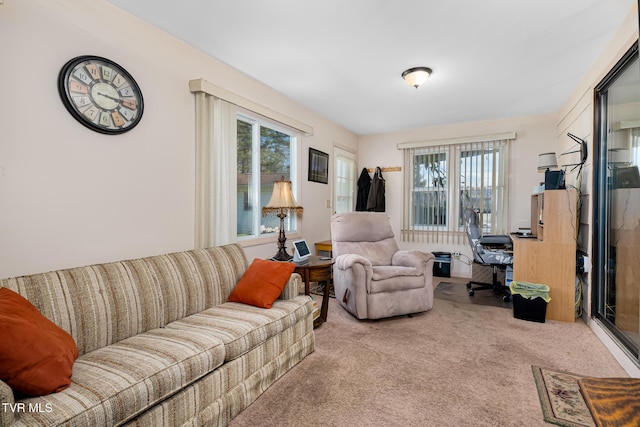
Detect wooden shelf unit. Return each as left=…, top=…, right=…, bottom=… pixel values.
left=512, top=189, right=578, bottom=322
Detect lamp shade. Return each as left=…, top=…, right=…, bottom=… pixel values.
left=609, top=129, right=630, bottom=150
left=402, top=67, right=432, bottom=88
left=537, top=152, right=558, bottom=170
left=262, top=177, right=303, bottom=214
left=608, top=148, right=630, bottom=166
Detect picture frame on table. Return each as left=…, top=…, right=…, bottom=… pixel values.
left=308, top=148, right=329, bottom=184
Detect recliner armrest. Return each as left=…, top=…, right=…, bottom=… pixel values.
left=334, top=254, right=372, bottom=270
left=392, top=250, right=435, bottom=271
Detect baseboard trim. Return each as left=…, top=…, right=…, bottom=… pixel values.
left=590, top=318, right=640, bottom=377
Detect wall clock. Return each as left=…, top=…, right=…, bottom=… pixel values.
left=58, top=55, right=144, bottom=134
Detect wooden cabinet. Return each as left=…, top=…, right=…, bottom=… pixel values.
left=512, top=189, right=578, bottom=322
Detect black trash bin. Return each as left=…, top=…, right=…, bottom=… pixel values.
left=509, top=281, right=550, bottom=323
left=432, top=252, right=451, bottom=278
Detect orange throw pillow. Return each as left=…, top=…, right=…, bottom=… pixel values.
left=0, top=287, right=79, bottom=397
left=228, top=259, right=296, bottom=308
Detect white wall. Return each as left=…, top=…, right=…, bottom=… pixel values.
left=358, top=113, right=558, bottom=277
left=0, top=0, right=358, bottom=278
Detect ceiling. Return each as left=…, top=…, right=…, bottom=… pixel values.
left=107, top=0, right=635, bottom=135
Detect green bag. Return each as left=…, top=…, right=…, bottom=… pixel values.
left=509, top=281, right=551, bottom=303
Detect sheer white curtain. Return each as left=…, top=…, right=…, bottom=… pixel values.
left=399, top=133, right=514, bottom=244
left=194, top=93, right=237, bottom=248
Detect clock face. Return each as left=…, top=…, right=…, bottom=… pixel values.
left=58, top=56, right=144, bottom=134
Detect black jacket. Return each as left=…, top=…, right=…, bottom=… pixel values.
left=356, top=168, right=371, bottom=211
left=366, top=167, right=385, bottom=212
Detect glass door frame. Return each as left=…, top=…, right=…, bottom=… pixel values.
left=592, top=41, right=640, bottom=362
left=333, top=146, right=356, bottom=214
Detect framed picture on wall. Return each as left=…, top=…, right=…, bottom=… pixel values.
left=308, top=148, right=329, bottom=184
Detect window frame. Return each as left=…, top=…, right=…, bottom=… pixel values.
left=333, top=146, right=356, bottom=214
left=456, top=143, right=508, bottom=234
left=236, top=110, right=301, bottom=243
left=592, top=42, right=640, bottom=360
left=409, top=146, right=450, bottom=230
left=401, top=136, right=511, bottom=243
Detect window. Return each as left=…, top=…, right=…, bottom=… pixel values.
left=401, top=136, right=511, bottom=243
left=334, top=147, right=356, bottom=213
left=458, top=143, right=509, bottom=233
left=411, top=148, right=448, bottom=228
left=191, top=80, right=313, bottom=249
left=236, top=113, right=299, bottom=239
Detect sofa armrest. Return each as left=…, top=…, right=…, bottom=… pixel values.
left=392, top=250, right=435, bottom=272
left=279, top=272, right=303, bottom=300
left=0, top=380, right=15, bottom=426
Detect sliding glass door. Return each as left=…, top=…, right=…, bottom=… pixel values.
left=593, top=43, right=640, bottom=362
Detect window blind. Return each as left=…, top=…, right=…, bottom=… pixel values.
left=400, top=134, right=513, bottom=244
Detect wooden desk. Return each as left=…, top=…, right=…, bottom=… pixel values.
left=315, top=240, right=332, bottom=256
left=294, top=255, right=334, bottom=326
left=511, top=189, right=577, bottom=322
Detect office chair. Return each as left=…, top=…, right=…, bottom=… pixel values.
left=463, top=208, right=513, bottom=302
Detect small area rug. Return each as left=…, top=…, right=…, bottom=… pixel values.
left=434, top=281, right=512, bottom=309
left=309, top=282, right=335, bottom=298
left=532, top=365, right=595, bottom=427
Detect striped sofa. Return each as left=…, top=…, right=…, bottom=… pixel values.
left=0, top=244, right=315, bottom=426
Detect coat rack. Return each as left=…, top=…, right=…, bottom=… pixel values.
left=366, top=166, right=402, bottom=173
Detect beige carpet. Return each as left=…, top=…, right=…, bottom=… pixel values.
left=229, top=282, right=627, bottom=427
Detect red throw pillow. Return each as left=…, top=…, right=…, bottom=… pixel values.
left=0, top=287, right=79, bottom=397
left=228, top=259, right=296, bottom=308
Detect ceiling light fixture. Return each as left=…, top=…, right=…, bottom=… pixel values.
left=402, top=67, right=432, bottom=88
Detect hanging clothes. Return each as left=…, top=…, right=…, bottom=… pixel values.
left=366, top=167, right=385, bottom=212
left=356, top=168, right=371, bottom=211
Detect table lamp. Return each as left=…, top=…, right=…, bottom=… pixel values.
left=262, top=176, right=304, bottom=261
left=538, top=152, right=564, bottom=189
left=608, top=148, right=630, bottom=167
left=537, top=152, right=558, bottom=171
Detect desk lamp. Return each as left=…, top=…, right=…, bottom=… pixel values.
left=538, top=152, right=564, bottom=190
left=607, top=129, right=630, bottom=168
left=537, top=152, right=558, bottom=171
left=608, top=148, right=630, bottom=167
left=262, top=176, right=303, bottom=261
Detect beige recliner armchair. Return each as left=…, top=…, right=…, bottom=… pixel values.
left=330, top=212, right=435, bottom=319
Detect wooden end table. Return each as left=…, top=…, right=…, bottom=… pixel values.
left=294, top=255, right=334, bottom=327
